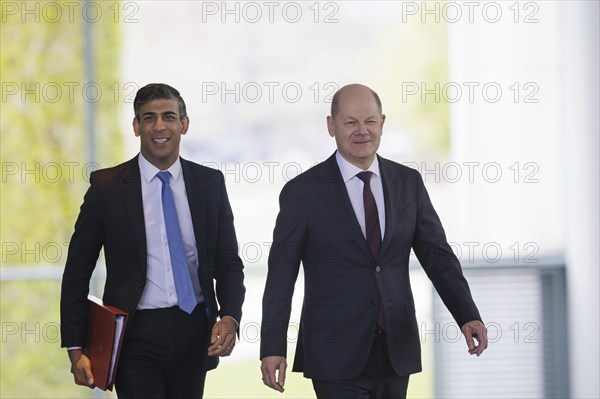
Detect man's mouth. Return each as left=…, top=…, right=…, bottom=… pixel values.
left=152, top=137, right=169, bottom=144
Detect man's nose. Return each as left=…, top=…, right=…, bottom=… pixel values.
left=154, top=117, right=167, bottom=130
left=357, top=122, right=369, bottom=134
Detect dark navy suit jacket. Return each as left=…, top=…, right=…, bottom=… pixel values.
left=261, top=153, right=480, bottom=379
left=61, top=155, right=245, bottom=371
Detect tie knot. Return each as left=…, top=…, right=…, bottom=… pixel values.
left=156, top=171, right=171, bottom=184
left=356, top=171, right=373, bottom=184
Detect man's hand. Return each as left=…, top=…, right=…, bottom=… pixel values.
left=208, top=316, right=237, bottom=357
left=261, top=356, right=287, bottom=393
left=461, top=320, right=488, bottom=356
left=67, top=349, right=95, bottom=388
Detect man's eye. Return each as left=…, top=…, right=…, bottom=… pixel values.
left=345, top=121, right=355, bottom=126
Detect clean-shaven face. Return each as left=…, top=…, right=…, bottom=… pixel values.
left=327, top=86, right=385, bottom=170
left=133, top=98, right=189, bottom=170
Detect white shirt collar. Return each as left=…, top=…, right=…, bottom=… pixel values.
left=138, top=153, right=182, bottom=183
left=335, top=151, right=381, bottom=183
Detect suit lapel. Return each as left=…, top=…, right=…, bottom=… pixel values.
left=180, top=158, right=209, bottom=278
left=379, top=156, right=406, bottom=256
left=121, top=156, right=148, bottom=275
left=316, top=153, right=372, bottom=260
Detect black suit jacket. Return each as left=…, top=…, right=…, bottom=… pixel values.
left=60, top=155, right=245, bottom=370
left=260, top=153, right=481, bottom=379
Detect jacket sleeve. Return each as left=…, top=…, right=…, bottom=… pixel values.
left=212, top=172, right=246, bottom=325
left=411, top=172, right=482, bottom=327
left=260, top=181, right=306, bottom=359
left=60, top=173, right=105, bottom=347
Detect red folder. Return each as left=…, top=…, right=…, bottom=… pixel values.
left=83, top=295, right=128, bottom=391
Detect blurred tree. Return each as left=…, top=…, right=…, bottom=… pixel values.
left=1, top=4, right=123, bottom=398
left=377, top=16, right=451, bottom=156
left=0, top=4, right=124, bottom=266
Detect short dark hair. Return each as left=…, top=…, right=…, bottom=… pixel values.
left=133, top=83, right=187, bottom=121
left=330, top=84, right=382, bottom=119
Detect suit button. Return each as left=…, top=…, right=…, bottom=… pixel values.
left=370, top=301, right=377, bottom=308
left=375, top=266, right=381, bottom=273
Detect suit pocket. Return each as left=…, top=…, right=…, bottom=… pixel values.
left=305, top=303, right=347, bottom=322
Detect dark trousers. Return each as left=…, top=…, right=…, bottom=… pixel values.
left=115, top=304, right=209, bottom=399
left=312, top=330, right=410, bottom=399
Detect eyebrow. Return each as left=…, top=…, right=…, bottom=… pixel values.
left=344, top=115, right=378, bottom=121
left=142, top=111, right=178, bottom=117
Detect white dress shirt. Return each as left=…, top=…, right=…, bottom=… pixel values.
left=335, top=151, right=386, bottom=239
left=137, top=154, right=203, bottom=309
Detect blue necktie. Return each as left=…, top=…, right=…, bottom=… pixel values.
left=156, top=171, right=197, bottom=314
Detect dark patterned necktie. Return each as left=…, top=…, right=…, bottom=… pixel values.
left=356, top=172, right=381, bottom=261
left=356, top=171, right=385, bottom=329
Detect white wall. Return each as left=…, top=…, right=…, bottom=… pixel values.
left=447, top=1, right=564, bottom=257
left=562, top=2, right=600, bottom=398
left=448, top=1, right=599, bottom=397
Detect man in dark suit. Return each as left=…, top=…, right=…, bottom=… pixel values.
left=61, top=83, right=245, bottom=398
left=260, top=84, right=487, bottom=398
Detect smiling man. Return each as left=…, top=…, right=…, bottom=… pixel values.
left=61, top=83, right=245, bottom=398
left=260, top=84, right=487, bottom=398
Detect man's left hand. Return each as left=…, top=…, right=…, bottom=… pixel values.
left=461, top=320, right=488, bottom=356
left=208, top=316, right=238, bottom=357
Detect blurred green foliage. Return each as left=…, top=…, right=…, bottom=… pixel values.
left=0, top=2, right=124, bottom=266
left=1, top=4, right=124, bottom=397
left=375, top=14, right=450, bottom=155
left=0, top=280, right=115, bottom=398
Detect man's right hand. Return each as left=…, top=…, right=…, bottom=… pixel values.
left=67, top=349, right=95, bottom=388
left=260, top=356, right=287, bottom=393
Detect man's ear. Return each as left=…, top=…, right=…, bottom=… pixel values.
left=381, top=114, right=386, bottom=130
left=181, top=115, right=190, bottom=135
left=327, top=115, right=335, bottom=137
left=133, top=117, right=140, bottom=137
